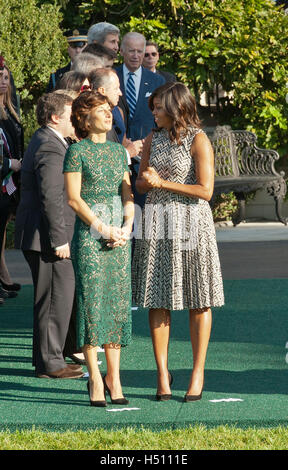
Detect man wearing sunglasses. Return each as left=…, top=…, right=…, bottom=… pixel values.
left=47, top=29, right=88, bottom=92
left=142, top=41, right=176, bottom=83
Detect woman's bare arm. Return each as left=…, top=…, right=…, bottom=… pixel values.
left=142, top=132, right=215, bottom=201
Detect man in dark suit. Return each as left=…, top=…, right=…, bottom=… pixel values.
left=47, top=29, right=87, bottom=92
left=142, top=41, right=177, bottom=83
left=89, top=68, right=143, bottom=159
left=115, top=32, right=165, bottom=207
left=15, top=92, right=83, bottom=379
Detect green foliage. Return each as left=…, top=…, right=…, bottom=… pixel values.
left=211, top=192, right=238, bottom=222
left=3, top=0, right=288, bottom=170
left=0, top=0, right=67, bottom=142
left=67, top=0, right=288, bottom=155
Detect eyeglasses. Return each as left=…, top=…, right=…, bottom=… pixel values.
left=144, top=52, right=158, bottom=57
left=80, top=85, right=91, bottom=92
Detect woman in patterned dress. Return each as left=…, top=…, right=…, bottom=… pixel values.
left=64, top=91, right=134, bottom=406
left=132, top=82, right=224, bottom=402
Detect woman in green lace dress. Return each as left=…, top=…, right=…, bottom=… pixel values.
left=63, top=91, right=134, bottom=406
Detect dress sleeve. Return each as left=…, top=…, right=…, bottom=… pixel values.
left=63, top=144, right=82, bottom=173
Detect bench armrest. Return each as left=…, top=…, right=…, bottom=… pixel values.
left=232, top=130, right=283, bottom=177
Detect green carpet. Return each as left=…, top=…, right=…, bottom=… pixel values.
left=0, top=280, right=287, bottom=431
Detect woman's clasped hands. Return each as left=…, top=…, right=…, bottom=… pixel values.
left=91, top=219, right=132, bottom=249
left=106, top=224, right=131, bottom=249
left=142, top=166, right=163, bottom=189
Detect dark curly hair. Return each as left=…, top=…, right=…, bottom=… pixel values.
left=71, top=90, right=109, bottom=139
left=149, top=82, right=201, bottom=144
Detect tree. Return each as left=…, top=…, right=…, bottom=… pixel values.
left=0, top=0, right=66, bottom=142
left=3, top=0, right=288, bottom=156
left=66, top=0, right=288, bottom=154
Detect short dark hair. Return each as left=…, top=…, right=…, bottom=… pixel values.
left=36, top=92, right=73, bottom=126
left=146, top=41, right=159, bottom=51
left=149, top=82, right=201, bottom=144
left=71, top=90, right=109, bottom=139
left=82, top=43, right=117, bottom=60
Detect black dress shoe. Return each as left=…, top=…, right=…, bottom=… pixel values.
left=87, top=381, right=107, bottom=407
left=36, top=367, right=84, bottom=379
left=103, top=375, right=129, bottom=405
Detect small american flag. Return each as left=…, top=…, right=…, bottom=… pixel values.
left=5, top=175, right=17, bottom=195
left=2, top=173, right=17, bottom=195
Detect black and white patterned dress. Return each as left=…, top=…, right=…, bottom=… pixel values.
left=132, top=127, right=224, bottom=310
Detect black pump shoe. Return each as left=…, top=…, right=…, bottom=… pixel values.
left=155, top=371, right=173, bottom=401
left=184, top=391, right=202, bottom=402
left=0, top=281, right=21, bottom=292
left=103, top=375, right=129, bottom=405
left=156, top=393, right=172, bottom=401
left=87, top=381, right=107, bottom=407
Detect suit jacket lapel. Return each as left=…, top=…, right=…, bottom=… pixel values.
left=133, top=67, right=150, bottom=118
left=45, top=126, right=68, bottom=151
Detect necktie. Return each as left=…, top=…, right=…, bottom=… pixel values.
left=126, top=72, right=137, bottom=119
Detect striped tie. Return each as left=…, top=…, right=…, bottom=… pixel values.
left=126, top=72, right=137, bottom=118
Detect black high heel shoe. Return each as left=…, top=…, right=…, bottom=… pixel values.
left=103, top=375, right=129, bottom=405
left=0, top=281, right=21, bottom=292
left=184, top=390, right=202, bottom=402
left=156, top=371, right=173, bottom=401
left=87, top=381, right=107, bottom=407
left=184, top=380, right=204, bottom=402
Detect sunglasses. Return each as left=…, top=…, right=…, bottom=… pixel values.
left=144, top=52, right=158, bottom=57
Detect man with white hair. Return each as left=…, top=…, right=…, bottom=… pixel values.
left=115, top=32, right=165, bottom=207
left=87, top=22, right=129, bottom=127
left=87, top=22, right=120, bottom=53
left=116, top=32, right=165, bottom=142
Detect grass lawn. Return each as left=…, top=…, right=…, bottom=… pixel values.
left=0, top=426, right=287, bottom=450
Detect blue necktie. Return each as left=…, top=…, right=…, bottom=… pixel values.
left=126, top=72, right=137, bottom=119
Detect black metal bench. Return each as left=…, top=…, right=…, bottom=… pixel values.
left=207, top=125, right=287, bottom=226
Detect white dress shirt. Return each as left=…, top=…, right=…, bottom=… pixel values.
left=47, top=126, right=68, bottom=148
left=123, top=64, right=142, bottom=102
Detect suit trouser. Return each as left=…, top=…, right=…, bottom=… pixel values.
left=23, top=250, right=76, bottom=373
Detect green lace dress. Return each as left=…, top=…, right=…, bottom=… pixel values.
left=63, top=138, right=132, bottom=349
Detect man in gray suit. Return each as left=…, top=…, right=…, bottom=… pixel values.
left=15, top=92, right=84, bottom=379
